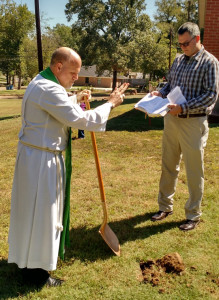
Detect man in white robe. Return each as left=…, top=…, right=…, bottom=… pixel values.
left=8, top=47, right=128, bottom=286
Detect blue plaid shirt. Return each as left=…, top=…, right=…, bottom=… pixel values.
left=160, top=46, right=219, bottom=114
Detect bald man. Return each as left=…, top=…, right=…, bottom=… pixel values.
left=8, top=47, right=128, bottom=287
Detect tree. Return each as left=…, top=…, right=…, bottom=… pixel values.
left=154, top=0, right=198, bottom=40
left=176, top=0, right=198, bottom=26
left=154, top=0, right=198, bottom=69
left=0, top=0, right=35, bottom=87
left=65, top=0, right=154, bottom=89
left=17, top=24, right=82, bottom=83
left=18, top=36, right=38, bottom=81
left=154, top=0, right=181, bottom=24
left=138, top=36, right=170, bottom=79
left=46, top=24, right=81, bottom=51
left=18, top=31, right=66, bottom=82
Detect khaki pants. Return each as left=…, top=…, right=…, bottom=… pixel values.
left=158, top=114, right=209, bottom=221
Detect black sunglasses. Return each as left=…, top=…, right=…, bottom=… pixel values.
left=178, top=36, right=196, bottom=48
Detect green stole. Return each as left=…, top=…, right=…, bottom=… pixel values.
left=40, top=67, right=71, bottom=260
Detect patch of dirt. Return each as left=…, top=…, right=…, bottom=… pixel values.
left=140, top=252, right=185, bottom=286
left=0, top=95, right=23, bottom=99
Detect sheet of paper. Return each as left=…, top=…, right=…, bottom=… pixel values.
left=167, top=86, right=186, bottom=105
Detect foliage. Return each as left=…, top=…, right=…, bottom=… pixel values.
left=152, top=0, right=198, bottom=73
left=0, top=0, right=35, bottom=83
left=4, top=25, right=78, bottom=82
left=176, top=0, right=199, bottom=28
left=65, top=0, right=163, bottom=88
left=18, top=36, right=38, bottom=80
left=154, top=0, right=199, bottom=45
left=45, top=24, right=81, bottom=52
left=17, top=33, right=59, bottom=82
left=0, top=1, right=69, bottom=83
left=0, top=0, right=199, bottom=87
left=154, top=0, right=181, bottom=24
left=132, top=24, right=170, bottom=78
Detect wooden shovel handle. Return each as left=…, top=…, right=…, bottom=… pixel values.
left=85, top=101, right=106, bottom=203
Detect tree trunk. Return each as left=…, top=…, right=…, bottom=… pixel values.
left=6, top=73, right=9, bottom=85
left=18, top=75, right=22, bottom=90
left=169, top=28, right=172, bottom=70
left=112, top=70, right=117, bottom=91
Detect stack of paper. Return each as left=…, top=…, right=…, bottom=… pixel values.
left=134, top=86, right=186, bottom=117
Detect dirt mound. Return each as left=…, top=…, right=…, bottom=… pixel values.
left=140, top=252, right=185, bottom=286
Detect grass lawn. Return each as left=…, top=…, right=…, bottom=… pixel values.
left=0, top=98, right=22, bottom=120
left=0, top=94, right=218, bottom=299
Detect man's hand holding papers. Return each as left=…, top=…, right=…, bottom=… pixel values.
left=134, top=86, right=186, bottom=117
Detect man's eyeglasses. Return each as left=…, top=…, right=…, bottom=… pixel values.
left=178, top=36, right=195, bottom=48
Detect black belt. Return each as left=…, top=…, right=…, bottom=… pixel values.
left=177, top=113, right=206, bottom=118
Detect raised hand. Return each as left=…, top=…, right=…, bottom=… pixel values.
left=108, top=83, right=129, bottom=108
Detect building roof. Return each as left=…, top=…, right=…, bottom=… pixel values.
left=128, top=72, right=144, bottom=79
left=78, top=65, right=127, bottom=79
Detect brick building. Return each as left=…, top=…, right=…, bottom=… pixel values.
left=200, top=0, right=219, bottom=60
left=74, top=65, right=127, bottom=88
left=199, top=0, right=219, bottom=115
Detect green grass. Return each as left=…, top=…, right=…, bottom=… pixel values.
left=0, top=89, right=26, bottom=95
left=0, top=99, right=22, bottom=119
left=0, top=95, right=218, bottom=299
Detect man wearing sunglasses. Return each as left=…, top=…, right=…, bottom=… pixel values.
left=151, top=22, right=219, bottom=231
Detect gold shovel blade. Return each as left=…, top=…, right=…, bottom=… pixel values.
left=99, top=223, right=120, bottom=256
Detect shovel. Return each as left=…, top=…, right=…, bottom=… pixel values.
left=85, top=100, right=120, bottom=256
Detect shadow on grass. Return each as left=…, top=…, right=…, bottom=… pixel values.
left=91, top=98, right=140, bottom=107
left=0, top=115, right=20, bottom=121
left=208, top=114, right=219, bottom=127
left=91, top=100, right=219, bottom=130
left=0, top=260, right=43, bottom=299
left=66, top=212, right=182, bottom=262
left=107, top=109, right=164, bottom=132
left=90, top=99, right=164, bottom=132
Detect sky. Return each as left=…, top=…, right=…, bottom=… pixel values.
left=14, top=0, right=157, bottom=28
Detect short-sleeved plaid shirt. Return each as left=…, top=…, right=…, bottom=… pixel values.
left=160, top=46, right=219, bottom=114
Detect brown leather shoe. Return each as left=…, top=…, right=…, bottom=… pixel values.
left=151, top=210, right=173, bottom=221
left=179, top=219, right=200, bottom=231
